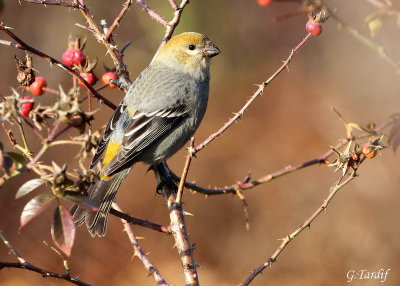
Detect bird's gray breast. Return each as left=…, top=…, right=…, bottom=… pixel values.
left=123, top=65, right=210, bottom=164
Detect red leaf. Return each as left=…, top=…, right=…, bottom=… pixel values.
left=51, top=205, right=76, bottom=257
left=19, top=193, right=54, bottom=231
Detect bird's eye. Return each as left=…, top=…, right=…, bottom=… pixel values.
left=188, top=44, right=196, bottom=50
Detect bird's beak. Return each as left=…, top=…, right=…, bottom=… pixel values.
left=204, top=41, right=221, bottom=58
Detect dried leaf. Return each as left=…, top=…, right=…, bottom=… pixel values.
left=16, top=178, right=47, bottom=199
left=51, top=205, right=76, bottom=257
left=20, top=193, right=54, bottom=231
left=15, top=53, right=35, bottom=87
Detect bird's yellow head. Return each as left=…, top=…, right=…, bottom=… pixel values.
left=152, top=32, right=220, bottom=81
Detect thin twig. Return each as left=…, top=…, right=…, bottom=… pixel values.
left=22, top=117, right=45, bottom=142
left=163, top=0, right=190, bottom=42
left=194, top=32, right=313, bottom=153
left=16, top=121, right=30, bottom=153
left=19, top=0, right=131, bottom=89
left=110, top=208, right=171, bottom=234
left=77, top=2, right=129, bottom=79
left=240, top=170, right=357, bottom=286
left=176, top=137, right=195, bottom=203
left=171, top=155, right=326, bottom=195
left=168, top=0, right=178, bottom=10
left=134, top=0, right=168, bottom=26
left=19, top=0, right=79, bottom=7
left=26, top=120, right=64, bottom=168
left=112, top=204, right=170, bottom=286
left=0, top=233, right=91, bottom=286
left=0, top=233, right=26, bottom=264
left=104, top=0, right=133, bottom=41
left=0, top=262, right=92, bottom=286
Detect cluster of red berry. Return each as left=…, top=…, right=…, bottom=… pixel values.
left=22, top=40, right=119, bottom=117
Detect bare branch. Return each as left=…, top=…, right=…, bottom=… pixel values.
left=134, top=0, right=168, bottom=26
left=76, top=2, right=131, bottom=85
left=104, top=0, right=134, bottom=41
left=194, top=32, right=313, bottom=153
left=19, top=0, right=79, bottom=8
left=168, top=0, right=178, bottom=10
left=176, top=137, right=195, bottom=203
left=0, top=233, right=91, bottom=286
left=110, top=208, right=171, bottom=234
left=113, top=204, right=170, bottom=286
left=240, top=170, right=358, bottom=286
left=163, top=0, right=190, bottom=42
left=19, top=0, right=131, bottom=87
left=172, top=155, right=326, bottom=195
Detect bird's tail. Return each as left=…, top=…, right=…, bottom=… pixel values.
left=71, top=168, right=131, bottom=237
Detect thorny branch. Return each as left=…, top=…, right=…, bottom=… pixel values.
left=160, top=184, right=199, bottom=286
left=110, top=207, right=171, bottom=234
left=194, top=32, right=313, bottom=153
left=172, top=115, right=392, bottom=197
left=135, top=0, right=168, bottom=26
left=176, top=137, right=195, bottom=203
left=0, top=233, right=92, bottom=286
left=240, top=170, right=358, bottom=286
left=163, top=0, right=190, bottom=43
left=113, top=204, right=170, bottom=286
left=76, top=0, right=131, bottom=85
left=104, top=0, right=134, bottom=41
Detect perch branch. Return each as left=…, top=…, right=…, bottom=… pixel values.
left=110, top=208, right=171, bottom=234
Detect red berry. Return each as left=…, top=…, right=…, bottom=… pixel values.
left=101, top=71, right=118, bottom=88
left=79, top=72, right=97, bottom=87
left=306, top=20, right=322, bottom=36
left=62, top=48, right=86, bottom=66
left=20, top=96, right=34, bottom=117
left=361, top=144, right=377, bottom=159
left=257, top=0, right=272, bottom=6
left=29, top=77, right=47, bottom=96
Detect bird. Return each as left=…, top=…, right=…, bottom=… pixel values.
left=71, top=32, right=220, bottom=237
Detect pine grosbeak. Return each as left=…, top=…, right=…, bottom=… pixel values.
left=72, top=32, right=220, bottom=237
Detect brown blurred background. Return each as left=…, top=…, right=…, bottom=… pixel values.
left=1, top=0, right=400, bottom=285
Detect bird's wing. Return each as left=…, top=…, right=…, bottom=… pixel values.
left=90, top=102, right=127, bottom=169
left=102, top=104, right=188, bottom=177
